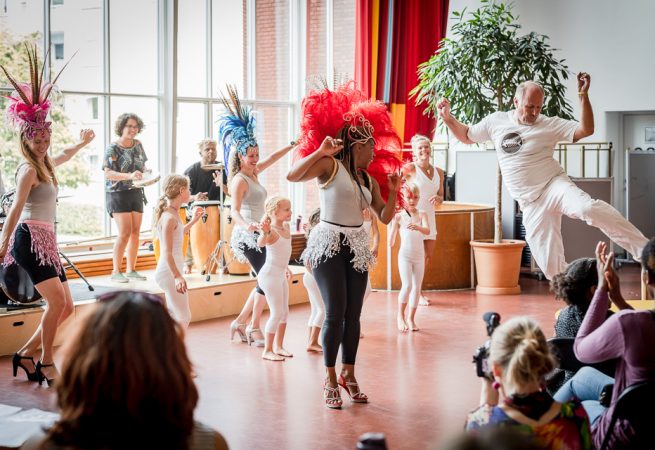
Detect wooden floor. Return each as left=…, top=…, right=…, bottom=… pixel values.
left=0, top=265, right=645, bottom=450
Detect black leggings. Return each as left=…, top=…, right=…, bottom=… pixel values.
left=242, top=245, right=267, bottom=295
left=312, top=239, right=368, bottom=367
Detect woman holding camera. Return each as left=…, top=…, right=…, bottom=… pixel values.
left=466, top=316, right=592, bottom=450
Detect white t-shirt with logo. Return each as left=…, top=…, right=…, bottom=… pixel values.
left=467, top=111, right=579, bottom=204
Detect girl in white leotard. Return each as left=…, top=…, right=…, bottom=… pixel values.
left=257, top=196, right=293, bottom=361
left=360, top=207, right=379, bottom=338
left=153, top=175, right=203, bottom=330
left=303, top=209, right=325, bottom=353
left=389, top=183, right=430, bottom=332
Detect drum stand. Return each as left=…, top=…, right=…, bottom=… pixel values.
left=200, top=176, right=233, bottom=282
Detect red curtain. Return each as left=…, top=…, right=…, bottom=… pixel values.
left=355, top=0, right=449, bottom=143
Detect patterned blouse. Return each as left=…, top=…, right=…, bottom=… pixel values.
left=466, top=400, right=592, bottom=450
left=103, top=141, right=148, bottom=192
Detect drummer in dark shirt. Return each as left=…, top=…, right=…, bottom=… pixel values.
left=183, top=139, right=229, bottom=272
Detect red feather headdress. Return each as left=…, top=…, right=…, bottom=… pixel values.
left=295, top=82, right=403, bottom=203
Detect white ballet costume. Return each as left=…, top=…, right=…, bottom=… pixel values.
left=155, top=211, right=191, bottom=329
left=397, top=212, right=426, bottom=309
left=413, top=162, right=440, bottom=240
left=303, top=271, right=325, bottom=328
left=259, top=231, right=292, bottom=334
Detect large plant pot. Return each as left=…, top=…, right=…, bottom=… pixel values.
left=470, top=239, right=526, bottom=295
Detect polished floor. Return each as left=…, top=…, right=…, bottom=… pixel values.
left=0, top=265, right=645, bottom=450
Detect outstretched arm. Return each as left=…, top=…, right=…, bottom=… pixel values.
left=53, top=129, right=95, bottom=166
left=437, top=98, right=475, bottom=145
left=573, top=72, right=594, bottom=142
left=257, top=144, right=294, bottom=173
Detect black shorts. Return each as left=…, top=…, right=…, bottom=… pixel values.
left=11, top=224, right=67, bottom=285
left=106, top=189, right=145, bottom=217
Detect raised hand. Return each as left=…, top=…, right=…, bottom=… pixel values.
left=260, top=218, right=271, bottom=234
left=595, top=241, right=611, bottom=292
left=212, top=171, right=223, bottom=187
left=437, top=98, right=452, bottom=120
left=318, top=136, right=344, bottom=157
left=577, top=72, right=591, bottom=94
left=387, top=172, right=402, bottom=192
left=79, top=128, right=96, bottom=145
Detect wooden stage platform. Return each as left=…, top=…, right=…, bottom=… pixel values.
left=0, top=266, right=309, bottom=357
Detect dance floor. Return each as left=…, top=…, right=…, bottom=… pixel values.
left=0, top=265, right=644, bottom=450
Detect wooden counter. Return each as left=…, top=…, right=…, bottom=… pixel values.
left=370, top=202, right=494, bottom=291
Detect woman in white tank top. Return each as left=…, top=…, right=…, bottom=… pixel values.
left=403, top=134, right=445, bottom=306
left=153, top=175, right=203, bottom=330
left=256, top=196, right=294, bottom=361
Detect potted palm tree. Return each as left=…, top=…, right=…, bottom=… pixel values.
left=411, top=0, right=574, bottom=294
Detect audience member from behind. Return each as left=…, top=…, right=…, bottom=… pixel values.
left=21, top=290, right=228, bottom=450
left=466, top=317, right=591, bottom=450
left=554, top=240, right=655, bottom=449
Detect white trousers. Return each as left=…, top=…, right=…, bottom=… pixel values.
left=154, top=268, right=191, bottom=330
left=521, top=174, right=648, bottom=280
left=259, top=266, right=289, bottom=334
left=398, top=253, right=425, bottom=309
left=303, top=271, right=325, bottom=328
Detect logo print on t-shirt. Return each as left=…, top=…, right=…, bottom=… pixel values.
left=500, top=132, right=523, bottom=154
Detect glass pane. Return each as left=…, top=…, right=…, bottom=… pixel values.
left=176, top=102, right=207, bottom=174
left=56, top=94, right=107, bottom=242
left=306, top=0, right=327, bottom=81
left=109, top=0, right=158, bottom=95
left=212, top=0, right=245, bottom=95
left=109, top=97, right=159, bottom=231
left=332, top=0, right=355, bottom=79
left=254, top=0, right=290, bottom=100
left=51, top=0, right=104, bottom=92
left=178, top=0, right=207, bottom=97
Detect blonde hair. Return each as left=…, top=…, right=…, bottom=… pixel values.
left=153, top=174, right=189, bottom=227
left=403, top=182, right=420, bottom=201
left=489, top=317, right=556, bottom=394
left=20, top=131, right=58, bottom=186
left=410, top=134, right=431, bottom=157
left=515, top=81, right=544, bottom=103
left=197, top=138, right=217, bottom=152
left=262, top=196, right=290, bottom=223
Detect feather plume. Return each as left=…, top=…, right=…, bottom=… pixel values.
left=217, top=84, right=257, bottom=173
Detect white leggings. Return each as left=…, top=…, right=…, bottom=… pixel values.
left=398, top=254, right=425, bottom=309
left=258, top=266, right=289, bottom=334
left=154, top=269, right=191, bottom=330
left=303, top=271, right=325, bottom=328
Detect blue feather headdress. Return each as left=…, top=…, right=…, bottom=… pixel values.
left=217, top=85, right=257, bottom=174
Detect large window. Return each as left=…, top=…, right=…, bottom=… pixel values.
left=0, top=0, right=355, bottom=242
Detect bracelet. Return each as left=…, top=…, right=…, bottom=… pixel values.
left=578, top=91, right=587, bottom=96
left=290, top=140, right=297, bottom=146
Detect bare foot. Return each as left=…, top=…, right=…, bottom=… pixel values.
left=419, top=296, right=430, bottom=306
left=397, top=315, right=408, bottom=332
left=184, top=264, right=193, bottom=274
left=407, top=319, right=420, bottom=331
left=306, top=344, right=323, bottom=353
left=262, top=351, right=285, bottom=361
left=275, top=348, right=293, bottom=358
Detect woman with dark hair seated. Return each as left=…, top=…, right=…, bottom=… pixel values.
left=21, top=290, right=228, bottom=450
left=554, top=240, right=655, bottom=449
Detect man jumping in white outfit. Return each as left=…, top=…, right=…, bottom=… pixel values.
left=437, top=72, right=647, bottom=280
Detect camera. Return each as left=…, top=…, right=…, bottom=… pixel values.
left=472, top=312, right=501, bottom=379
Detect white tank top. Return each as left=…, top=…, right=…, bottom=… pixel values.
left=414, top=163, right=440, bottom=213
left=263, top=231, right=292, bottom=271
left=236, top=172, right=267, bottom=223
left=398, top=212, right=425, bottom=257
left=320, top=162, right=372, bottom=226
left=156, top=211, right=184, bottom=270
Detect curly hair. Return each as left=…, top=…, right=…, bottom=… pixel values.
left=48, top=290, right=198, bottom=450
left=642, top=238, right=655, bottom=281
left=550, top=257, right=597, bottom=307
left=114, top=113, right=145, bottom=137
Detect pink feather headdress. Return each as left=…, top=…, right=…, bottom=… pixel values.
left=1, top=44, right=71, bottom=140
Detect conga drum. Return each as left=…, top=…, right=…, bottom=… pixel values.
left=153, top=207, right=189, bottom=261
left=190, top=201, right=221, bottom=274
left=220, top=207, right=252, bottom=275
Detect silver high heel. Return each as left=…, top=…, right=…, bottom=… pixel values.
left=230, top=320, right=247, bottom=343
left=245, top=326, right=265, bottom=347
